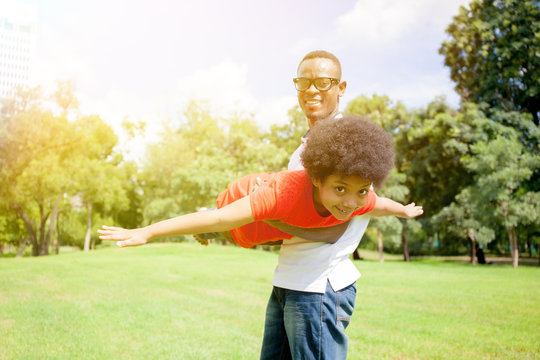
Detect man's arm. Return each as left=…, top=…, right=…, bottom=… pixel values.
left=263, top=219, right=350, bottom=244
left=253, top=176, right=348, bottom=244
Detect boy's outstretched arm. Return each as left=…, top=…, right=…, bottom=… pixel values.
left=370, top=195, right=423, bottom=218
left=98, top=196, right=254, bottom=247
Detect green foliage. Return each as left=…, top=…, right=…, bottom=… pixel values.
left=346, top=95, right=420, bottom=254
left=440, top=0, right=540, bottom=124
left=433, top=188, right=496, bottom=247
left=140, top=101, right=291, bottom=227
left=461, top=118, right=540, bottom=227
left=0, top=213, right=25, bottom=247
left=0, top=86, right=133, bottom=255
left=439, top=0, right=540, bottom=262
left=266, top=106, right=308, bottom=169
left=345, top=94, right=410, bottom=134
left=344, top=94, right=540, bottom=260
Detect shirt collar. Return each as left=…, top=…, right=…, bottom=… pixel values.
left=301, top=113, right=342, bottom=143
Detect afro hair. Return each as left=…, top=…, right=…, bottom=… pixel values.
left=301, top=114, right=395, bottom=188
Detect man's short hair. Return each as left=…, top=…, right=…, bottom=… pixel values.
left=301, top=115, right=395, bottom=188
left=298, top=50, right=342, bottom=79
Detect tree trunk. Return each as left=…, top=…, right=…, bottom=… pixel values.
left=526, top=238, right=532, bottom=258
left=352, top=247, right=363, bottom=260
left=84, top=202, right=92, bottom=251
left=401, top=231, right=410, bottom=262
left=17, top=237, right=26, bottom=258
left=508, top=226, right=519, bottom=268
left=38, top=211, right=49, bottom=256
left=467, top=229, right=477, bottom=265
left=53, top=211, right=65, bottom=255
left=46, top=194, right=62, bottom=255
left=377, top=229, right=384, bottom=263
left=52, top=233, right=59, bottom=254
left=14, top=203, right=39, bottom=256
left=501, top=201, right=518, bottom=268
left=0, top=243, right=3, bottom=255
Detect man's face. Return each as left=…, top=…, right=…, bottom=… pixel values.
left=296, top=58, right=346, bottom=128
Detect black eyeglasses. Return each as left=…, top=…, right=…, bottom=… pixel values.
left=293, top=77, right=340, bottom=91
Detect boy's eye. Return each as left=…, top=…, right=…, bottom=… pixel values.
left=335, top=186, right=345, bottom=193
left=359, top=189, right=368, bottom=196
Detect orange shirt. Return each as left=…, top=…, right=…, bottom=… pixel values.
left=216, top=170, right=376, bottom=248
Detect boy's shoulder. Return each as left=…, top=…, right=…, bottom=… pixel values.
left=271, top=170, right=311, bottom=204
left=273, top=169, right=309, bottom=189
left=253, top=170, right=310, bottom=205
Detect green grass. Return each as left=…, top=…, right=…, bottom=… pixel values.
left=0, top=244, right=538, bottom=360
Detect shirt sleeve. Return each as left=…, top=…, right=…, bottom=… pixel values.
left=249, top=182, right=279, bottom=221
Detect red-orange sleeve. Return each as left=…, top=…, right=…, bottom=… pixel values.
left=250, top=182, right=279, bottom=220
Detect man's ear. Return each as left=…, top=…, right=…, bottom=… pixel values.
left=338, top=80, right=347, bottom=97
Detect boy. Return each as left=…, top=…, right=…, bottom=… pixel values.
left=98, top=115, right=422, bottom=247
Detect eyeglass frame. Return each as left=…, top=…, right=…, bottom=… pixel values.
left=293, top=77, right=341, bottom=92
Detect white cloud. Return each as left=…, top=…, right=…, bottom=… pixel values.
left=32, top=24, right=96, bottom=95
left=76, top=88, right=174, bottom=163
left=254, top=96, right=298, bottom=131
left=175, top=60, right=299, bottom=130
left=336, top=0, right=469, bottom=44
left=380, top=73, right=459, bottom=108
left=0, top=0, right=37, bottom=24
left=177, top=60, right=258, bottom=118
left=331, top=0, right=468, bottom=109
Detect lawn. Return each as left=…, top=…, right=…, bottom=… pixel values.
left=0, top=244, right=538, bottom=359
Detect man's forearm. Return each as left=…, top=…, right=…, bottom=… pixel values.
left=263, top=220, right=350, bottom=244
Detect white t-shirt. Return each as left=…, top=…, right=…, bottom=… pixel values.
left=271, top=116, right=371, bottom=293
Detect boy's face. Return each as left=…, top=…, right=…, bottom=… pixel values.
left=296, top=58, right=346, bottom=128
left=312, top=175, right=372, bottom=221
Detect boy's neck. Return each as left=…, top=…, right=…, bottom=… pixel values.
left=312, top=186, right=331, bottom=217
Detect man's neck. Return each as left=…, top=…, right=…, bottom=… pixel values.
left=307, top=110, right=340, bottom=129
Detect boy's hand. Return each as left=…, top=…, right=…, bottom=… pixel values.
left=98, top=226, right=151, bottom=247
left=403, top=203, right=423, bottom=218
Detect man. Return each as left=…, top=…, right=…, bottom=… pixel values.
left=260, top=50, right=371, bottom=359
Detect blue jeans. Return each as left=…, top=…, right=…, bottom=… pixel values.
left=260, top=281, right=356, bottom=360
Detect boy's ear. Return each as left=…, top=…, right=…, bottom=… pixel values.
left=311, top=177, right=322, bottom=188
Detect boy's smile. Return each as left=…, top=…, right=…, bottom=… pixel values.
left=312, top=174, right=372, bottom=221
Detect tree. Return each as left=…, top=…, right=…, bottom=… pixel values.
left=459, top=116, right=540, bottom=267
left=53, top=80, right=79, bottom=116
left=433, top=188, right=496, bottom=264
left=440, top=0, right=540, bottom=124
left=140, top=101, right=288, bottom=243
left=0, top=86, right=128, bottom=255
left=345, top=94, right=418, bottom=261
left=0, top=213, right=26, bottom=257
left=0, top=93, right=80, bottom=256
left=71, top=115, right=128, bottom=251
left=266, top=106, right=308, bottom=169
left=369, top=171, right=408, bottom=262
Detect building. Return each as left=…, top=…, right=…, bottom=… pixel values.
left=0, top=1, right=37, bottom=99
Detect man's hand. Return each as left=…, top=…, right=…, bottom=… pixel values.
left=98, top=226, right=151, bottom=247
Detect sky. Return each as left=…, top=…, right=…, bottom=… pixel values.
left=5, top=0, right=469, bottom=159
